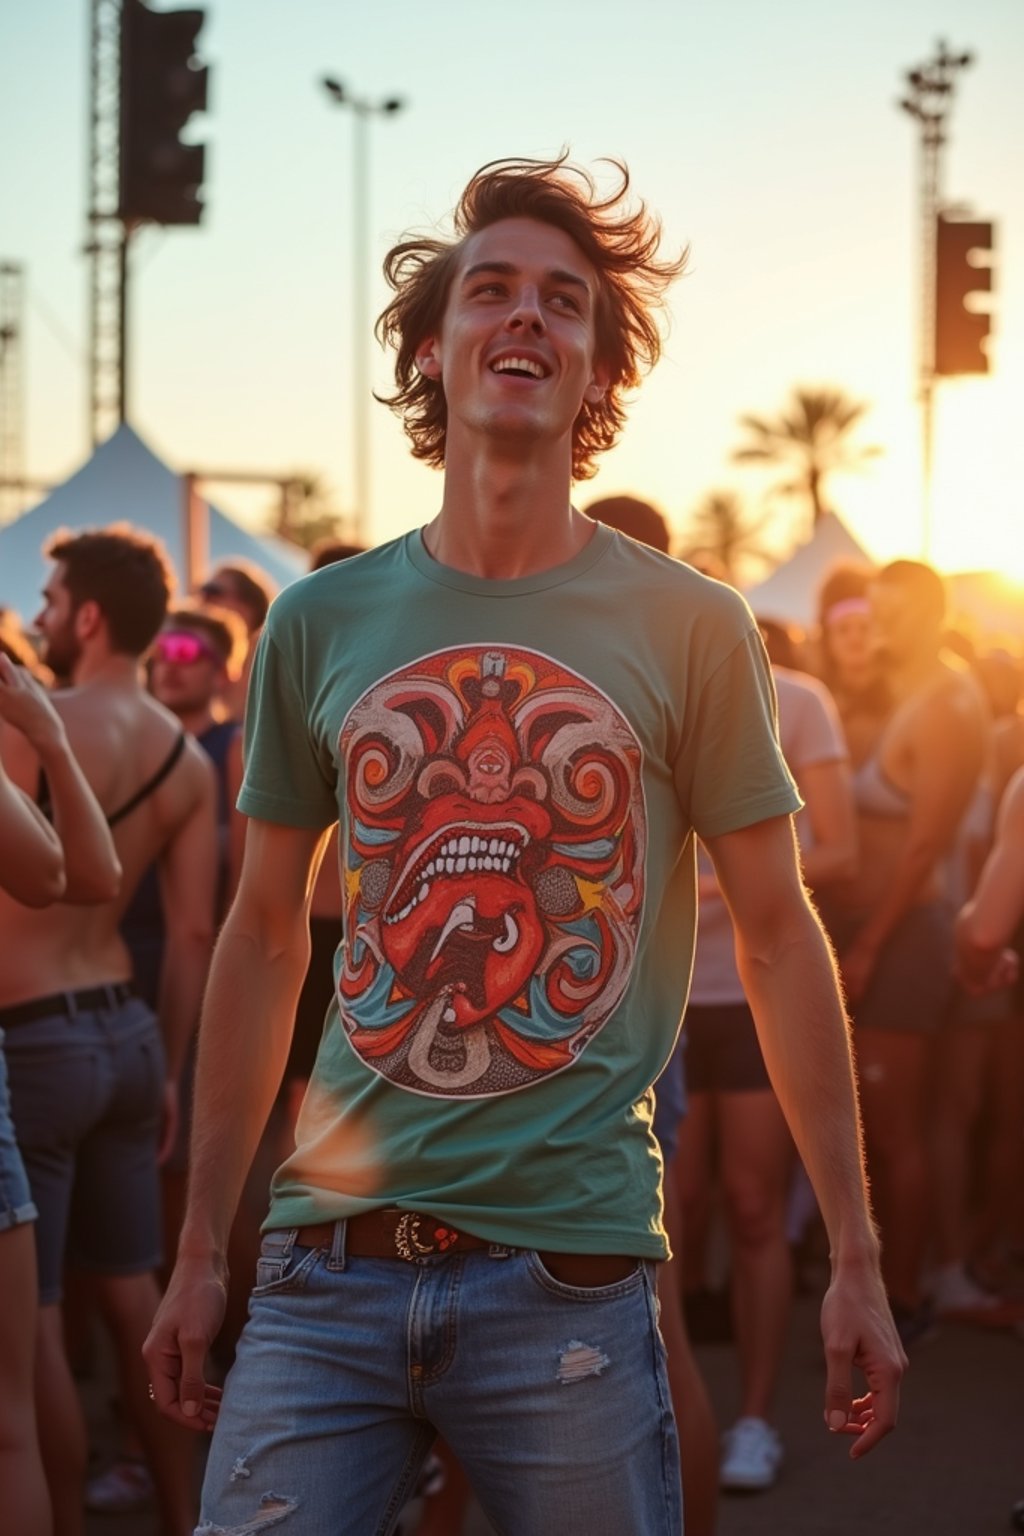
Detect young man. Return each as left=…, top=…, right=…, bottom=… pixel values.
left=148, top=156, right=904, bottom=1536
left=0, top=527, right=218, bottom=1536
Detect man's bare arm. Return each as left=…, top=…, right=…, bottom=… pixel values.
left=144, top=817, right=330, bottom=1428
left=955, top=768, right=1024, bottom=990
left=704, top=814, right=905, bottom=1458
left=0, top=654, right=121, bottom=903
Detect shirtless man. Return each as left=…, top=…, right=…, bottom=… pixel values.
left=0, top=526, right=218, bottom=1536
left=824, top=559, right=987, bottom=1344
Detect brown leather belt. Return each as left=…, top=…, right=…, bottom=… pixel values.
left=295, top=1210, right=638, bottom=1285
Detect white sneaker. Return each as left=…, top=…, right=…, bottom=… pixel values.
left=720, top=1416, right=783, bottom=1492
left=932, top=1264, right=998, bottom=1315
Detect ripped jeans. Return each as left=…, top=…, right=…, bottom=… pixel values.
left=197, top=1223, right=681, bottom=1536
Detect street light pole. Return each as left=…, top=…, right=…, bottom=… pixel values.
left=897, top=40, right=973, bottom=558
left=322, top=78, right=405, bottom=542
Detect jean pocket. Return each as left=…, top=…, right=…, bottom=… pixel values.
left=524, top=1250, right=646, bottom=1303
left=252, top=1228, right=322, bottom=1296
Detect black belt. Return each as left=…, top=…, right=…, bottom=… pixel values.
left=0, top=982, right=134, bottom=1029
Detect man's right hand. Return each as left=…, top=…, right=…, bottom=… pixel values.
left=143, top=1258, right=227, bottom=1431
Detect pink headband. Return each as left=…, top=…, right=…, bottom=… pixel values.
left=825, top=597, right=869, bottom=624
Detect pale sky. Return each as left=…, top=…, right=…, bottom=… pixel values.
left=2, top=0, right=1022, bottom=576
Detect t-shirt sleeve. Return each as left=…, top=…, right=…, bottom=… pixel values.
left=780, top=675, right=848, bottom=773
left=675, top=627, right=802, bottom=839
left=236, top=623, right=339, bottom=828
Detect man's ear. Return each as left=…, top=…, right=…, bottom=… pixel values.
left=74, top=598, right=102, bottom=642
left=415, top=337, right=443, bottom=380
left=583, top=360, right=610, bottom=406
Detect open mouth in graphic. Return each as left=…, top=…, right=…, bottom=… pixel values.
left=383, top=820, right=530, bottom=927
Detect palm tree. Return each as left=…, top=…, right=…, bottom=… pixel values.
left=680, top=490, right=775, bottom=584
left=732, top=386, right=881, bottom=532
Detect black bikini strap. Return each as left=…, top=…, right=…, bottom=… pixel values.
left=106, top=731, right=187, bottom=828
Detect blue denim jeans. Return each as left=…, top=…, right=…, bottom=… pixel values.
left=198, top=1223, right=681, bottom=1536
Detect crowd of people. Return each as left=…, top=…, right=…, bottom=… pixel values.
left=0, top=154, right=1020, bottom=1536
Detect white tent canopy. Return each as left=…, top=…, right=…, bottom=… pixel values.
left=0, top=424, right=306, bottom=623
left=742, top=512, right=874, bottom=628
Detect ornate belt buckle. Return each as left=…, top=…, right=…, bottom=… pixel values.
left=394, top=1212, right=458, bottom=1261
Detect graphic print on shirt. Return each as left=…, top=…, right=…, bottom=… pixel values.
left=338, top=645, right=646, bottom=1098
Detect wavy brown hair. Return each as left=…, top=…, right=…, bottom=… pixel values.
left=376, top=154, right=687, bottom=481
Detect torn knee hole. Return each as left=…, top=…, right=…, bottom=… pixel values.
left=195, top=1492, right=298, bottom=1533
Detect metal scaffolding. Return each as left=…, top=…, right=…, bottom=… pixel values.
left=87, top=0, right=128, bottom=447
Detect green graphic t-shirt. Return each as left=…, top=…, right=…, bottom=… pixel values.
left=239, top=525, right=800, bottom=1258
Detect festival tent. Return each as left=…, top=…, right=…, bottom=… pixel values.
left=742, top=511, right=874, bottom=628
left=0, top=424, right=307, bottom=623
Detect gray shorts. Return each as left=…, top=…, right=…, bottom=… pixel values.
left=0, top=1035, right=37, bottom=1233
left=3, top=989, right=164, bottom=1303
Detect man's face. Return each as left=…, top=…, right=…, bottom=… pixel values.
left=198, top=572, right=258, bottom=635
left=149, top=627, right=225, bottom=717
left=417, top=217, right=608, bottom=463
left=35, top=564, right=81, bottom=677
left=871, top=580, right=937, bottom=665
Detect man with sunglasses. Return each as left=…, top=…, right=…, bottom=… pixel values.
left=0, top=528, right=219, bottom=1536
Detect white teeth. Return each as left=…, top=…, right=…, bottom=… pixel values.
left=492, top=356, right=545, bottom=379
left=384, top=830, right=525, bottom=923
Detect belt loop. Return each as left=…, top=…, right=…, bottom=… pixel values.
left=64, top=990, right=79, bottom=1022
left=327, top=1218, right=347, bottom=1272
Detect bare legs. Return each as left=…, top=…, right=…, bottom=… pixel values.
left=719, top=1094, right=794, bottom=1421
left=679, top=1089, right=794, bottom=1424
left=0, top=1226, right=51, bottom=1536
left=35, top=1303, right=87, bottom=1536
left=854, top=1030, right=930, bottom=1310
left=94, top=1271, right=199, bottom=1536
left=660, top=1158, right=719, bottom=1536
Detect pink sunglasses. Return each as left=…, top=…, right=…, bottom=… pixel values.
left=153, top=630, right=221, bottom=666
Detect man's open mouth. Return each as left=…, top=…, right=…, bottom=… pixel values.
left=489, top=355, right=549, bottom=380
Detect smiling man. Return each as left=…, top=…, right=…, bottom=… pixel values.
left=148, top=156, right=904, bottom=1536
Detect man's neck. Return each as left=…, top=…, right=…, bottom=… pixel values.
left=424, top=441, right=592, bottom=580
left=69, top=649, right=141, bottom=689
left=173, top=705, right=216, bottom=737
left=890, top=641, right=943, bottom=698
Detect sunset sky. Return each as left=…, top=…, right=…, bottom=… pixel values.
left=1, top=0, right=1022, bottom=578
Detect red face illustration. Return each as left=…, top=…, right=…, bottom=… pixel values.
left=338, top=647, right=646, bottom=1097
